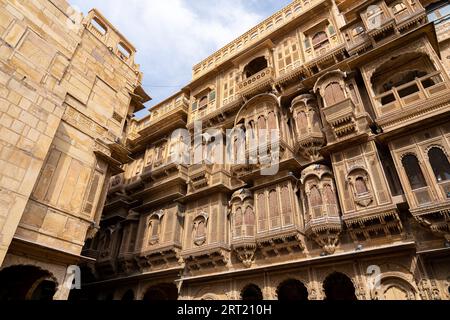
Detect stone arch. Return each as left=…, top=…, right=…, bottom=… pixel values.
left=276, top=279, right=309, bottom=301
left=0, top=264, right=59, bottom=300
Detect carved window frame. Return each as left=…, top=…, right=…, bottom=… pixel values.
left=147, top=210, right=164, bottom=246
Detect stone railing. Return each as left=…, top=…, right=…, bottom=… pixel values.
left=237, top=67, right=275, bottom=97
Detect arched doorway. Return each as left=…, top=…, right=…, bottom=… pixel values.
left=277, top=279, right=309, bottom=301
left=323, top=272, right=357, bottom=301
left=241, top=284, right=263, bottom=301
left=0, top=265, right=58, bottom=300
left=122, top=289, right=135, bottom=301
left=143, top=283, right=178, bottom=301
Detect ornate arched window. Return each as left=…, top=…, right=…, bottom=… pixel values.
left=324, top=82, right=345, bottom=106
left=402, top=154, right=427, bottom=190
left=193, top=214, right=207, bottom=246
left=312, top=31, right=329, bottom=49
left=309, top=186, right=323, bottom=218
left=428, top=147, right=450, bottom=183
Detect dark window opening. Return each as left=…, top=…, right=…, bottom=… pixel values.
left=244, top=57, right=268, bottom=78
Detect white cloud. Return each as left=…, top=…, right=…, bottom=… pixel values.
left=69, top=0, right=289, bottom=117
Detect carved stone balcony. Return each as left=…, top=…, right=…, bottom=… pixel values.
left=237, top=67, right=275, bottom=98
left=375, top=72, right=450, bottom=133
left=304, top=216, right=342, bottom=255
left=322, top=98, right=358, bottom=138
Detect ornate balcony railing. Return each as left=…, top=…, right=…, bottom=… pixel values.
left=237, top=67, right=275, bottom=98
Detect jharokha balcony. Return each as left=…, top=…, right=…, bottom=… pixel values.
left=374, top=71, right=450, bottom=132
left=322, top=98, right=358, bottom=138
left=237, top=66, right=275, bottom=98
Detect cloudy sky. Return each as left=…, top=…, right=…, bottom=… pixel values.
left=70, top=0, right=291, bottom=118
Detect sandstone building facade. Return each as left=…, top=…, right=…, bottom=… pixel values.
left=76, top=0, right=450, bottom=301
left=0, top=0, right=149, bottom=299
left=0, top=0, right=449, bottom=301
